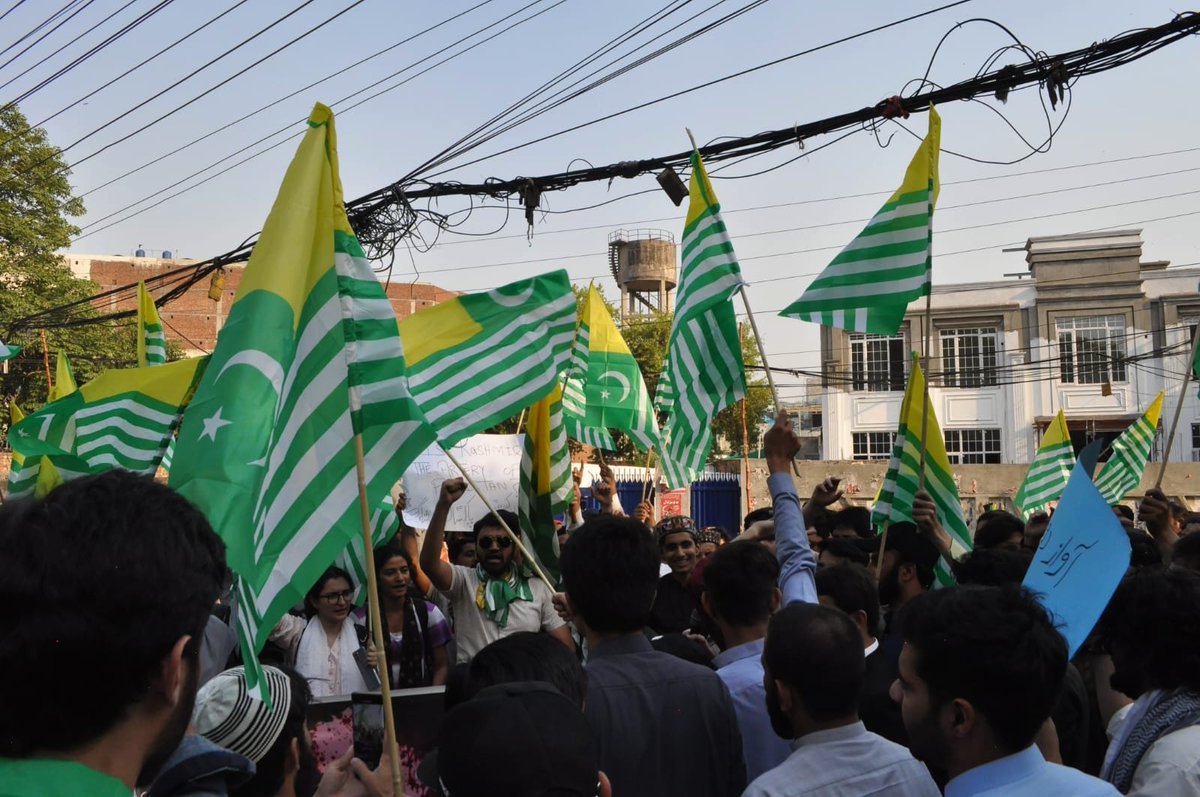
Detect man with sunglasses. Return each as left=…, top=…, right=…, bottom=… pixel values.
left=421, top=478, right=574, bottom=664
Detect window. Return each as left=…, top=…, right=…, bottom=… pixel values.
left=943, top=429, right=1002, bottom=464
left=940, top=327, right=998, bottom=387
left=852, top=431, right=897, bottom=461
left=850, top=333, right=906, bottom=392
left=1056, top=315, right=1127, bottom=384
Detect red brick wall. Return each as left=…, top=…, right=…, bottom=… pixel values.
left=81, top=258, right=458, bottom=357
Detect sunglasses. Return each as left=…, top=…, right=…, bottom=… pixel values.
left=477, top=536, right=513, bottom=550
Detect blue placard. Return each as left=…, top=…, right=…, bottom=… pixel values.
left=1022, top=457, right=1131, bottom=657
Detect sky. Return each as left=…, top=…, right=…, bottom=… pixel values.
left=6, top=0, right=1199, bottom=403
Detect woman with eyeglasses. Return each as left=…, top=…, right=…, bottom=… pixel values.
left=271, top=565, right=374, bottom=697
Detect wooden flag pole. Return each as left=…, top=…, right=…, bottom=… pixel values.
left=514, top=408, right=527, bottom=436
left=352, top=435, right=405, bottom=797
left=917, top=291, right=933, bottom=492
left=39, top=329, right=52, bottom=395
left=443, top=447, right=557, bottom=592
left=1156, top=319, right=1200, bottom=487
left=640, top=446, right=656, bottom=504
left=875, top=520, right=891, bottom=580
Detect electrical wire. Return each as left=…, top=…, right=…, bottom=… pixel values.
left=0, top=0, right=32, bottom=25
left=0, top=0, right=87, bottom=62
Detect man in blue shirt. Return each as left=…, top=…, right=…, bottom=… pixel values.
left=891, top=584, right=1118, bottom=796
left=703, top=540, right=793, bottom=781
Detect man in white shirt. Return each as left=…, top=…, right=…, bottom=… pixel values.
left=420, top=478, right=573, bottom=663
left=745, top=602, right=939, bottom=797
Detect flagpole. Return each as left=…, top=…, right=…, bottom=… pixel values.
left=443, top=448, right=557, bottom=592
left=640, top=446, right=655, bottom=504
left=875, top=520, right=890, bottom=580
left=917, top=272, right=934, bottom=493
left=515, top=408, right=527, bottom=436
left=352, top=435, right=405, bottom=797
left=39, top=329, right=52, bottom=395
left=1155, top=319, right=1200, bottom=488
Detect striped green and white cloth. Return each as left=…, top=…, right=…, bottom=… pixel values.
left=1013, top=409, right=1074, bottom=518
left=137, top=280, right=167, bottom=367
left=399, top=271, right=575, bottom=448
left=872, top=353, right=971, bottom=587
left=0, top=339, right=21, bottom=362
left=519, top=386, right=571, bottom=581
left=337, top=494, right=400, bottom=604
left=658, top=149, right=746, bottom=489
left=1093, top=392, right=1163, bottom=505
left=561, top=295, right=617, bottom=450
left=170, top=105, right=437, bottom=702
left=780, top=107, right=941, bottom=336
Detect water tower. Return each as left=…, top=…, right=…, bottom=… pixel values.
left=608, top=229, right=677, bottom=318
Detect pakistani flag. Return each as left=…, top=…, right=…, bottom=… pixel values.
left=781, top=106, right=941, bottom=334
left=659, top=147, right=746, bottom=488
left=1092, top=392, right=1164, bottom=505
left=169, top=104, right=436, bottom=701
left=398, top=271, right=575, bottom=447
left=137, top=280, right=168, bottom=367
left=0, top=340, right=20, bottom=362
left=6, top=357, right=207, bottom=499
left=1013, top=409, right=1074, bottom=518
left=518, top=385, right=571, bottom=580
left=872, top=353, right=971, bottom=587
left=578, top=284, right=660, bottom=452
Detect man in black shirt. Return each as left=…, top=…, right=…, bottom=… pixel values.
left=648, top=515, right=700, bottom=634
left=560, top=515, right=746, bottom=797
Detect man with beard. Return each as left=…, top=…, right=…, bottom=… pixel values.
left=420, top=478, right=573, bottom=664
left=746, top=602, right=938, bottom=797
left=0, top=471, right=226, bottom=795
left=891, top=585, right=1117, bottom=796
left=876, top=521, right=940, bottom=671
left=648, top=515, right=701, bottom=634
left=1096, top=568, right=1200, bottom=794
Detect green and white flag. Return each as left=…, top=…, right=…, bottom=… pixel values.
left=519, top=385, right=571, bottom=580
left=780, top=107, right=941, bottom=335
left=561, top=293, right=616, bottom=450
left=337, top=494, right=400, bottom=604
left=137, top=280, right=168, bottom=367
left=659, top=147, right=746, bottom=488
left=398, top=271, right=575, bottom=447
left=1013, top=409, right=1074, bottom=518
left=169, top=104, right=437, bottom=702
left=1093, top=392, right=1163, bottom=505
left=872, top=353, right=971, bottom=587
left=6, top=357, right=207, bottom=499
left=0, top=340, right=20, bottom=362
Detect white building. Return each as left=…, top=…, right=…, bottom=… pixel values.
left=820, top=230, right=1200, bottom=465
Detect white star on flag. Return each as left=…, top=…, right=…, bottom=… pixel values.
left=200, top=407, right=233, bottom=441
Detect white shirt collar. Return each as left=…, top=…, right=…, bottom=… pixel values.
left=863, top=638, right=880, bottom=657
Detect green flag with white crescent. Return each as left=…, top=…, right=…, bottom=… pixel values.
left=169, top=103, right=436, bottom=702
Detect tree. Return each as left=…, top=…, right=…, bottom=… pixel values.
left=0, top=104, right=133, bottom=410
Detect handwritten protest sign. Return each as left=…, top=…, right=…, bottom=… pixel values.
left=402, top=435, right=524, bottom=532
left=1023, top=456, right=1130, bottom=657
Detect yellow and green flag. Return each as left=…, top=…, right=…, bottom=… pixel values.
left=398, top=271, right=575, bottom=447
left=48, top=351, right=77, bottom=402
left=782, top=106, right=941, bottom=334
left=518, top=385, right=571, bottom=580
left=137, top=280, right=168, bottom=367
left=1013, top=409, right=1074, bottom=518
left=1093, top=392, right=1164, bottom=505
left=872, top=353, right=971, bottom=586
left=6, top=357, right=207, bottom=499
left=169, top=104, right=436, bottom=702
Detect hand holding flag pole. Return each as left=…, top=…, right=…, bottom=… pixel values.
left=1155, top=301, right=1200, bottom=488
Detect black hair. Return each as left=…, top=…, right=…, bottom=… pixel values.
left=560, top=515, right=659, bottom=634
left=902, top=585, right=1067, bottom=754
left=304, top=566, right=355, bottom=619
left=373, top=537, right=412, bottom=574
left=447, top=534, right=477, bottom=562
left=466, top=632, right=587, bottom=709
left=764, top=603, right=864, bottom=722
left=815, top=563, right=880, bottom=635
left=743, top=507, right=773, bottom=529
left=443, top=663, right=472, bottom=712
left=954, top=548, right=1033, bottom=587
left=0, top=471, right=225, bottom=757
left=474, top=509, right=521, bottom=537
left=1126, top=529, right=1161, bottom=570
left=974, top=511, right=1026, bottom=549
left=1172, top=532, right=1200, bottom=572
left=829, top=506, right=874, bottom=538
left=819, top=537, right=870, bottom=567
left=1097, top=568, right=1200, bottom=693
left=1113, top=504, right=1135, bottom=523
left=702, top=540, right=780, bottom=628
left=885, top=522, right=938, bottom=590
left=233, top=666, right=312, bottom=797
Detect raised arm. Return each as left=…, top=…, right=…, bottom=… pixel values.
left=912, top=489, right=957, bottom=573
left=420, top=478, right=466, bottom=592
left=766, top=410, right=837, bottom=606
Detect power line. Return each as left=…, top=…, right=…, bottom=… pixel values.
left=0, top=0, right=33, bottom=25
left=0, top=0, right=87, bottom=62
left=0, top=0, right=178, bottom=110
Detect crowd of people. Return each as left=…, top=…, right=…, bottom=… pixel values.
left=1, top=409, right=1198, bottom=797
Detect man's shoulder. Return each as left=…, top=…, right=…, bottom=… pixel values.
left=591, top=647, right=723, bottom=691
left=1037, top=762, right=1121, bottom=794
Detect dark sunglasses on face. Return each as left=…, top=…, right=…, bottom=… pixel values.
left=477, top=536, right=513, bottom=550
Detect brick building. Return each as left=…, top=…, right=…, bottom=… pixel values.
left=64, top=253, right=458, bottom=357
